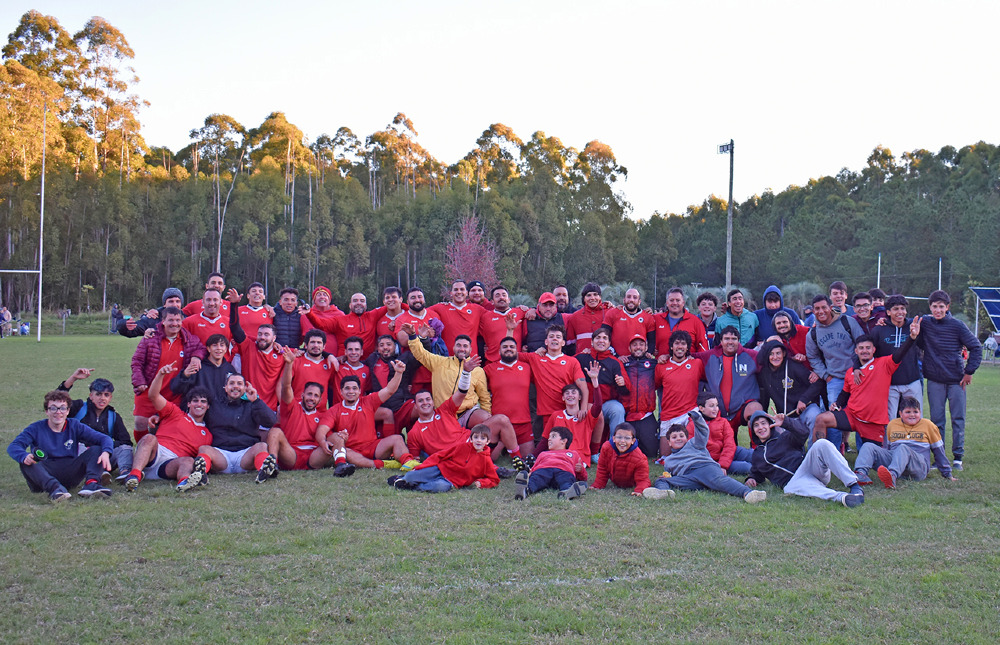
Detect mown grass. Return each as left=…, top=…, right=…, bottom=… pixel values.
left=1, top=337, right=998, bottom=643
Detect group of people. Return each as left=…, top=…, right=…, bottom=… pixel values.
left=8, top=273, right=982, bottom=507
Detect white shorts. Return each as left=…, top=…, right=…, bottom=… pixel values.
left=216, top=447, right=252, bottom=474
left=144, top=445, right=179, bottom=480
left=457, top=404, right=482, bottom=429
left=659, top=413, right=691, bottom=437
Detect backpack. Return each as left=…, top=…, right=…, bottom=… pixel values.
left=809, top=315, right=856, bottom=365
left=73, top=403, right=116, bottom=438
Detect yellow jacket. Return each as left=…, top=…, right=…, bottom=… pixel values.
left=407, top=337, right=491, bottom=414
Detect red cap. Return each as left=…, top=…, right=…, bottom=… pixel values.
left=538, top=292, right=556, bottom=304
left=629, top=333, right=646, bottom=343
left=312, top=286, right=332, bottom=301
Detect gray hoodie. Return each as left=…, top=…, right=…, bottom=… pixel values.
left=805, top=314, right=865, bottom=380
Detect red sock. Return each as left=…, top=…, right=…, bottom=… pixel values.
left=85, top=479, right=97, bottom=486
left=129, top=469, right=143, bottom=481
left=197, top=453, right=212, bottom=472
left=373, top=459, right=384, bottom=469
left=400, top=453, right=414, bottom=464
left=334, top=454, right=346, bottom=465
left=510, top=447, right=522, bottom=458
left=382, top=421, right=396, bottom=436
left=253, top=451, right=269, bottom=470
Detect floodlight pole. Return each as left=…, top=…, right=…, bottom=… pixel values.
left=37, top=100, right=46, bottom=342
left=718, top=139, right=735, bottom=290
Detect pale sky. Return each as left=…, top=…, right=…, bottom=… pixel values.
left=5, top=1, right=997, bottom=218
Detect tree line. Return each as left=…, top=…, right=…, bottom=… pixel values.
left=2, top=11, right=997, bottom=321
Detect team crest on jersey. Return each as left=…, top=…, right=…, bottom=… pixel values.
left=782, top=377, right=794, bottom=389
left=643, top=361, right=651, bottom=368
left=465, top=309, right=472, bottom=314
left=517, top=365, right=524, bottom=371
left=272, top=353, right=278, bottom=359
left=220, top=323, right=226, bottom=328
left=200, top=429, right=207, bottom=436
left=685, top=364, right=692, bottom=370
left=313, top=417, right=320, bottom=423
left=639, top=317, right=645, bottom=322
left=434, top=414, right=441, bottom=421
left=322, top=364, right=329, bottom=370
left=565, top=452, right=573, bottom=457
left=64, top=439, right=74, bottom=449
left=560, top=360, right=566, bottom=365
left=179, top=351, right=185, bottom=357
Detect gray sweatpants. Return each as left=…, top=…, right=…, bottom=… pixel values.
left=784, top=438, right=858, bottom=503
left=855, top=443, right=928, bottom=481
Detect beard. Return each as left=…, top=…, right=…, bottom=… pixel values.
left=409, top=301, right=424, bottom=312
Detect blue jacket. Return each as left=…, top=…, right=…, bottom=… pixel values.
left=916, top=313, right=981, bottom=384
left=753, top=285, right=802, bottom=340
left=8, top=418, right=113, bottom=463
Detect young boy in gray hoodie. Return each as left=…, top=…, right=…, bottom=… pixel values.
left=650, top=409, right=766, bottom=503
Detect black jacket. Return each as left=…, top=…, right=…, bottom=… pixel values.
left=749, top=416, right=810, bottom=489
left=756, top=339, right=824, bottom=414
left=206, top=396, right=276, bottom=451
left=57, top=381, right=133, bottom=448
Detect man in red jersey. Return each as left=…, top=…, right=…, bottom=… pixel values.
left=290, top=329, right=337, bottom=409
left=182, top=272, right=230, bottom=317
left=237, top=282, right=275, bottom=346
left=375, top=287, right=407, bottom=342
left=654, top=287, right=709, bottom=357
left=131, top=307, right=206, bottom=442
left=227, top=289, right=286, bottom=412
left=314, top=363, right=418, bottom=470
left=307, top=292, right=386, bottom=356
left=485, top=337, right=535, bottom=456
left=265, top=350, right=353, bottom=475
left=124, top=365, right=212, bottom=492
left=303, top=286, right=343, bottom=355
left=655, top=330, right=705, bottom=458
left=478, top=286, right=525, bottom=363
left=812, top=319, right=920, bottom=449
left=428, top=281, right=488, bottom=353
left=182, top=289, right=233, bottom=360
left=395, top=287, right=444, bottom=396
left=508, top=319, right=588, bottom=440
left=565, top=282, right=607, bottom=355
left=604, top=288, right=655, bottom=357
left=330, top=336, right=371, bottom=406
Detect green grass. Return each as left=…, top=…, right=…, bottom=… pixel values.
left=1, top=337, right=998, bottom=643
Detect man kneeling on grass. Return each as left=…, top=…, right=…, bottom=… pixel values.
left=650, top=410, right=766, bottom=504
left=592, top=422, right=663, bottom=498
left=853, top=396, right=956, bottom=489
left=745, top=411, right=864, bottom=507
left=125, top=365, right=212, bottom=492
left=387, top=424, right=499, bottom=492
left=514, top=426, right=588, bottom=500
left=8, top=390, right=114, bottom=502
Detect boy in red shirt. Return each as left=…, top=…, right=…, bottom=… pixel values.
left=514, top=426, right=588, bottom=500
left=387, top=424, right=499, bottom=492
left=592, top=422, right=659, bottom=497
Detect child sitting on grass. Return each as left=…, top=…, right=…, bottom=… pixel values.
left=686, top=391, right=754, bottom=475
left=514, top=426, right=588, bottom=500
left=592, top=422, right=664, bottom=498
left=387, top=424, right=499, bottom=493
left=853, top=396, right=956, bottom=489
left=746, top=411, right=864, bottom=507
left=651, top=409, right=767, bottom=504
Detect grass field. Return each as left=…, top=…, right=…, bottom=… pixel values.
left=1, top=336, right=998, bottom=644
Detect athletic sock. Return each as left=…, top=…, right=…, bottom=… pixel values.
left=400, top=453, right=415, bottom=464
left=382, top=421, right=395, bottom=436
left=197, top=453, right=212, bottom=473
left=373, top=459, right=384, bottom=469
left=128, top=469, right=143, bottom=481
left=253, top=451, right=269, bottom=470
left=333, top=449, right=347, bottom=465
left=84, top=479, right=98, bottom=486
left=510, top=447, right=522, bottom=458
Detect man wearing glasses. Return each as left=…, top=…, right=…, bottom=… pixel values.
left=851, top=292, right=880, bottom=335
left=7, top=390, right=114, bottom=502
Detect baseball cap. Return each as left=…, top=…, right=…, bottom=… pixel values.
left=538, top=292, right=557, bottom=304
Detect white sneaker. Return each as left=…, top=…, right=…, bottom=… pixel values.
left=642, top=487, right=675, bottom=500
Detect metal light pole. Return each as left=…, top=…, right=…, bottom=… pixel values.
left=37, top=99, right=46, bottom=342
left=718, top=139, right=734, bottom=290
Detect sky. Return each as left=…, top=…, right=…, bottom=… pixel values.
left=4, top=1, right=998, bottom=219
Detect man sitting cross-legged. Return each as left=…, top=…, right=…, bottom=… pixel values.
left=196, top=373, right=278, bottom=485
left=124, top=365, right=213, bottom=493
left=314, top=360, right=420, bottom=471
left=265, top=350, right=354, bottom=476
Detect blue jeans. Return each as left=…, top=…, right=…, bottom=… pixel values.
left=602, top=400, right=626, bottom=437
left=654, top=463, right=751, bottom=498
left=528, top=467, right=577, bottom=494
left=727, top=446, right=754, bottom=475
left=927, top=380, right=966, bottom=460
left=401, top=465, right=453, bottom=493
left=823, top=377, right=846, bottom=448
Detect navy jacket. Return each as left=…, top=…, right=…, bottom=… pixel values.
left=749, top=417, right=810, bottom=489
left=916, top=313, right=981, bottom=384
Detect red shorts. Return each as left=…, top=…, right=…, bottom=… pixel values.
left=727, top=400, right=758, bottom=433
left=349, top=439, right=382, bottom=460
left=512, top=422, right=533, bottom=445
left=392, top=400, right=416, bottom=434
left=833, top=410, right=885, bottom=442
left=133, top=391, right=157, bottom=418
left=286, top=444, right=318, bottom=471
